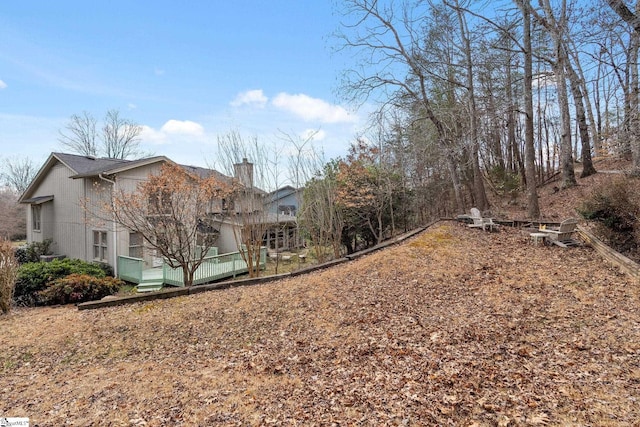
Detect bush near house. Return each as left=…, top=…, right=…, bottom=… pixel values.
left=14, top=258, right=108, bottom=306
left=14, top=239, right=53, bottom=264
left=37, top=274, right=122, bottom=305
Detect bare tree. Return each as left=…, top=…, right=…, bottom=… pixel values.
left=213, top=132, right=283, bottom=277
left=102, top=109, right=143, bottom=159
left=606, top=0, right=640, bottom=174
left=58, top=111, right=98, bottom=157
left=59, top=109, right=143, bottom=159
left=337, top=0, right=473, bottom=212
left=91, top=162, right=234, bottom=286
left=515, top=0, right=541, bottom=218
left=531, top=0, right=577, bottom=188
left=448, top=0, right=489, bottom=211
left=1, top=156, right=38, bottom=194
left=300, top=162, right=344, bottom=261
left=0, top=189, right=25, bottom=240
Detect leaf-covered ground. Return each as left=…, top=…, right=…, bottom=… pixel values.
left=2, top=223, right=640, bottom=426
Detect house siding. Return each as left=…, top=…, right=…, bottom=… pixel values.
left=115, top=164, right=164, bottom=268
left=27, top=162, right=87, bottom=258
left=82, top=164, right=165, bottom=269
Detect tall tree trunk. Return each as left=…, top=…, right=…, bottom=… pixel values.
left=517, top=0, right=540, bottom=218
left=505, top=59, right=517, bottom=174
left=565, top=51, right=597, bottom=177
left=453, top=0, right=489, bottom=211
left=555, top=61, right=577, bottom=187
left=446, top=150, right=465, bottom=212
left=536, top=0, right=577, bottom=188
left=630, top=26, right=640, bottom=173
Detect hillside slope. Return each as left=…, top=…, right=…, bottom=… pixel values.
left=2, top=223, right=639, bottom=425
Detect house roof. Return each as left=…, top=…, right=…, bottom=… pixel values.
left=266, top=185, right=301, bottom=203
left=53, top=152, right=130, bottom=176
left=19, top=152, right=248, bottom=203
left=66, top=154, right=171, bottom=179
left=21, top=195, right=54, bottom=204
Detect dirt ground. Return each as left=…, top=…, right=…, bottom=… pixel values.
left=2, top=222, right=639, bottom=426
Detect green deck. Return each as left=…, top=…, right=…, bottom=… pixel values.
left=118, top=248, right=266, bottom=292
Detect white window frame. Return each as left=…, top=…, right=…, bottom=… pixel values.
left=32, top=204, right=42, bottom=232
left=129, top=232, right=143, bottom=259
left=93, top=230, right=108, bottom=262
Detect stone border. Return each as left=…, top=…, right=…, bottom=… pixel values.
left=578, top=225, right=640, bottom=281
left=77, top=222, right=435, bottom=310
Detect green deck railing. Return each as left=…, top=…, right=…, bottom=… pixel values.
left=118, top=247, right=266, bottom=288
left=117, top=255, right=144, bottom=284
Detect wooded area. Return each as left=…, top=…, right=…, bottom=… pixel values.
left=294, top=0, right=640, bottom=254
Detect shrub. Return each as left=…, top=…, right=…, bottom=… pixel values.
left=14, top=258, right=107, bottom=306
left=38, top=274, right=123, bottom=305
left=14, top=239, right=53, bottom=264
left=0, top=240, right=19, bottom=314
left=14, top=246, right=29, bottom=264
left=94, top=262, right=114, bottom=277
left=579, top=177, right=640, bottom=254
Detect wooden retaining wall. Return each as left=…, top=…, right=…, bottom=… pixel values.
left=578, top=225, right=640, bottom=282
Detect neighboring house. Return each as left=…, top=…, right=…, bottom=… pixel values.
left=18, top=152, right=278, bottom=279
left=264, top=185, right=303, bottom=216
left=262, top=185, right=303, bottom=250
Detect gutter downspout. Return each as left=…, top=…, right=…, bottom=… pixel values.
left=98, top=173, right=118, bottom=277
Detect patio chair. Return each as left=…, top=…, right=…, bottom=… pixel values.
left=468, top=207, right=496, bottom=232
left=543, top=218, right=579, bottom=247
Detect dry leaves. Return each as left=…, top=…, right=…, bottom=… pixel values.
left=1, top=223, right=640, bottom=426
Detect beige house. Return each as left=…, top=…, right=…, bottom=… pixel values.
left=19, top=152, right=293, bottom=281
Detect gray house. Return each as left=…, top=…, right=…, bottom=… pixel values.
left=19, top=152, right=303, bottom=289
left=18, top=153, right=257, bottom=276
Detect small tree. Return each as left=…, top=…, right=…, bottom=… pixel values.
left=0, top=239, right=19, bottom=314
left=99, top=162, right=234, bottom=286
left=300, top=163, right=344, bottom=262
left=213, top=132, right=282, bottom=277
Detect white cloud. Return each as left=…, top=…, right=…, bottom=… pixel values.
left=272, top=93, right=357, bottom=124
left=139, top=125, right=168, bottom=144
left=154, top=68, right=165, bottom=76
left=231, top=89, right=268, bottom=108
left=0, top=80, right=7, bottom=89
left=160, top=119, right=204, bottom=136
left=139, top=119, right=205, bottom=146
left=128, top=103, right=137, bottom=110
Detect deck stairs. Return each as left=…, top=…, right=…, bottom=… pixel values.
left=136, top=268, right=164, bottom=293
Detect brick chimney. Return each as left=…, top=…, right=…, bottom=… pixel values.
left=233, top=158, right=254, bottom=189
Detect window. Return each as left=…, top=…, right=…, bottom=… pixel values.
left=129, top=232, right=143, bottom=259
left=93, top=231, right=108, bottom=261
left=32, top=205, right=42, bottom=231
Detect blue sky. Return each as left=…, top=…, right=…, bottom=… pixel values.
left=0, top=1, right=367, bottom=178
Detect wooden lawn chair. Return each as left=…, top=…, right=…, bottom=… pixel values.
left=467, top=207, right=496, bottom=232
left=544, top=218, right=579, bottom=247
